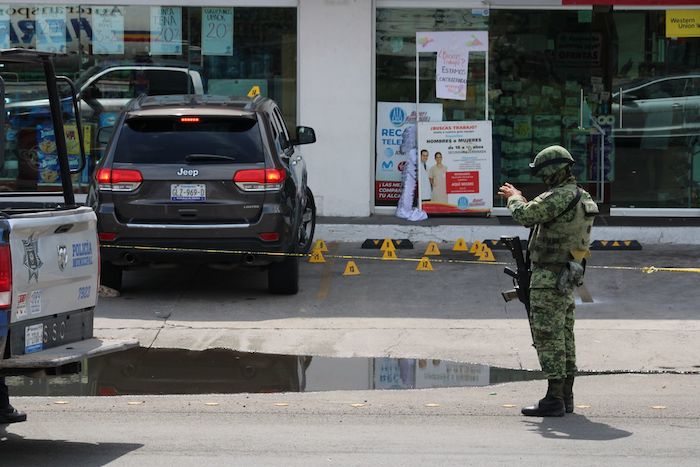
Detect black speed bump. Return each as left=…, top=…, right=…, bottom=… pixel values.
left=590, top=240, right=642, bottom=250
left=361, top=239, right=414, bottom=249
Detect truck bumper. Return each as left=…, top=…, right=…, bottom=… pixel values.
left=0, top=338, right=139, bottom=376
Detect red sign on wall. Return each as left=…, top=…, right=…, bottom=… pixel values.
left=446, top=171, right=479, bottom=194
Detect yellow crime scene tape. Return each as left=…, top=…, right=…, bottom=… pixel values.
left=100, top=243, right=700, bottom=274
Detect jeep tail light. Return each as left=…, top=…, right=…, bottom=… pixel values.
left=234, top=169, right=286, bottom=191
left=258, top=232, right=280, bottom=242
left=97, top=168, right=143, bottom=192
left=0, top=245, right=12, bottom=308
left=99, top=232, right=118, bottom=242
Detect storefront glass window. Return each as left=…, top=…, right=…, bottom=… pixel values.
left=610, top=11, right=700, bottom=208
left=0, top=4, right=296, bottom=194
left=375, top=8, right=488, bottom=207
left=489, top=9, right=599, bottom=207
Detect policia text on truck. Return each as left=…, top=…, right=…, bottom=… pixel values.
left=0, top=49, right=137, bottom=425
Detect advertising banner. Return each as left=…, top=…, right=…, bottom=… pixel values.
left=36, top=6, right=67, bottom=53
left=150, top=6, right=182, bottom=55
left=415, top=360, right=490, bottom=389
left=375, top=102, right=443, bottom=205
left=0, top=5, right=9, bottom=49
left=418, top=120, right=493, bottom=215
left=416, top=31, right=488, bottom=53
left=36, top=123, right=91, bottom=186
left=202, top=7, right=234, bottom=56
left=92, top=6, right=124, bottom=55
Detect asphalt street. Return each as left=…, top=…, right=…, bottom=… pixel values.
left=3, top=241, right=699, bottom=464
left=2, top=374, right=699, bottom=466
left=93, top=242, right=700, bottom=372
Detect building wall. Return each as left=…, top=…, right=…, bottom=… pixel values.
left=298, top=0, right=373, bottom=216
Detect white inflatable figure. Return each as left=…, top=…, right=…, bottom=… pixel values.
left=395, top=124, right=428, bottom=221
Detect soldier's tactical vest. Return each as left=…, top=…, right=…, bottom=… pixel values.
left=529, top=183, right=599, bottom=264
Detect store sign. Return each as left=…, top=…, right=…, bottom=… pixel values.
left=417, top=120, right=493, bottom=214
left=36, top=5, right=66, bottom=53
left=375, top=102, right=442, bottom=204
left=92, top=6, right=124, bottom=55
left=436, top=49, right=469, bottom=101
left=202, top=7, right=233, bottom=56
left=667, top=10, right=700, bottom=38
left=150, top=6, right=182, bottom=55
left=0, top=6, right=9, bottom=49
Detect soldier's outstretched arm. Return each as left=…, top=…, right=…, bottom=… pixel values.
left=507, top=189, right=576, bottom=227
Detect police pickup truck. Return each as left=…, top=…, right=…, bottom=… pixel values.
left=0, top=50, right=137, bottom=413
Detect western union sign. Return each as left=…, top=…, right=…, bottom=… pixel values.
left=667, top=10, right=700, bottom=38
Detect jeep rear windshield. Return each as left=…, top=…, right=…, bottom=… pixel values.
left=113, top=116, right=264, bottom=164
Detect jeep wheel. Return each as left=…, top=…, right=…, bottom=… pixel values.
left=268, top=256, right=299, bottom=295
left=100, top=261, right=123, bottom=291
left=297, top=187, right=316, bottom=253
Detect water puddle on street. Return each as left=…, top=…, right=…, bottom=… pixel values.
left=6, top=348, right=547, bottom=396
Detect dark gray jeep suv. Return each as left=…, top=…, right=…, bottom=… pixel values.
left=87, top=94, right=316, bottom=294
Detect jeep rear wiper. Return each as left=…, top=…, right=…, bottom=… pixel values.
left=184, top=154, right=238, bottom=163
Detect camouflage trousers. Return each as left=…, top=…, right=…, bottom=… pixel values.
left=529, top=271, right=577, bottom=380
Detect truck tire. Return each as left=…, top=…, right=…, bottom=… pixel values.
left=100, top=261, right=123, bottom=291
left=268, top=256, right=299, bottom=295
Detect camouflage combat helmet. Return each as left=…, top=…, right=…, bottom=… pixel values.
left=529, top=145, right=575, bottom=177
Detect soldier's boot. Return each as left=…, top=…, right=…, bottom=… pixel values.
left=563, top=375, right=575, bottom=414
left=521, top=379, right=565, bottom=417
left=0, top=405, right=27, bottom=424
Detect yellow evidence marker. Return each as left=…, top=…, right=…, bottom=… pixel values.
left=343, top=261, right=361, bottom=276
left=470, top=240, right=483, bottom=254
left=313, top=239, right=329, bottom=252
left=382, top=248, right=398, bottom=260
left=247, top=85, right=261, bottom=97
left=424, top=241, right=441, bottom=256
left=477, top=245, right=496, bottom=262
left=453, top=238, right=469, bottom=251
left=416, top=256, right=434, bottom=271
left=380, top=238, right=396, bottom=251
left=309, top=250, right=326, bottom=263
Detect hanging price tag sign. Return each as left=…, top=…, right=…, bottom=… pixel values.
left=202, top=7, right=233, bottom=56
left=0, top=6, right=10, bottom=49
left=150, top=6, right=182, bottom=55
left=36, top=5, right=67, bottom=53
left=92, top=6, right=124, bottom=55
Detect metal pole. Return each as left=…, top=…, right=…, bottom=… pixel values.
left=618, top=87, right=623, bottom=128
left=43, top=56, right=75, bottom=206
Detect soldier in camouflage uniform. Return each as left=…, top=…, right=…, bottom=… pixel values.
left=498, top=145, right=598, bottom=417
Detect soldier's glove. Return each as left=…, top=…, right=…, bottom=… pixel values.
left=556, top=261, right=585, bottom=292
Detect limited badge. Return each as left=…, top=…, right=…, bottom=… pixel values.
left=22, top=233, right=43, bottom=283
left=57, top=245, right=68, bottom=272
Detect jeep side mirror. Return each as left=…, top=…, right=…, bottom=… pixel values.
left=293, top=126, right=316, bottom=145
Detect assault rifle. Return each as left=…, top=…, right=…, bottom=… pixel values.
left=500, top=235, right=534, bottom=342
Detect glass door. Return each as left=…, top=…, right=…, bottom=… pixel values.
left=609, top=10, right=700, bottom=208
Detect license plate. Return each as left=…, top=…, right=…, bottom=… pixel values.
left=171, top=184, right=206, bottom=201
left=11, top=310, right=94, bottom=357
left=24, top=323, right=43, bottom=354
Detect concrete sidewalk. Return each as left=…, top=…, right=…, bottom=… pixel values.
left=96, top=317, right=700, bottom=373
